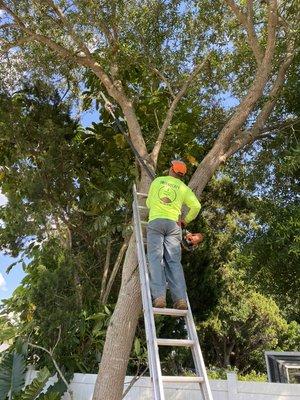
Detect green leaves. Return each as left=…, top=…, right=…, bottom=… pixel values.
left=0, top=316, right=17, bottom=344
left=0, top=352, right=26, bottom=400
left=198, top=263, right=288, bottom=371
left=134, top=338, right=141, bottom=357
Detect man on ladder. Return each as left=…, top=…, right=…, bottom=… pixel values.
left=146, top=159, right=201, bottom=310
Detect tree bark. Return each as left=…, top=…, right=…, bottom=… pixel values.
left=92, top=177, right=152, bottom=400
left=100, top=237, right=112, bottom=303
left=102, top=238, right=129, bottom=304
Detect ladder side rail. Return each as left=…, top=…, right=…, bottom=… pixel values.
left=185, top=296, right=214, bottom=400
left=132, top=185, right=165, bottom=400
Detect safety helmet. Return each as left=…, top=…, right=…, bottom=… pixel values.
left=171, top=160, right=187, bottom=176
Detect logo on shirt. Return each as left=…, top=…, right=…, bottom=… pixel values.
left=158, top=185, right=177, bottom=204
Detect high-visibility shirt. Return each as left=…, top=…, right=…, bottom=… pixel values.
left=146, top=176, right=201, bottom=224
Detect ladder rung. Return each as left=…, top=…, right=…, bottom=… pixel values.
left=136, top=192, right=148, bottom=197
left=141, top=221, right=148, bottom=225
left=153, top=307, right=188, bottom=317
left=162, top=376, right=204, bottom=383
left=156, top=339, right=194, bottom=347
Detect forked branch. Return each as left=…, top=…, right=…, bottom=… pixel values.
left=151, top=55, right=210, bottom=164
left=28, top=327, right=73, bottom=399
left=0, top=0, right=148, bottom=158
left=41, top=0, right=92, bottom=56
left=225, top=0, right=263, bottom=64
left=223, top=39, right=295, bottom=160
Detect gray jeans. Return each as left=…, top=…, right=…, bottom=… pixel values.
left=147, top=218, right=187, bottom=301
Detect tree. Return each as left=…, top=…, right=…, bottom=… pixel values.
left=0, top=82, right=135, bottom=372
left=199, top=264, right=289, bottom=372
left=0, top=2, right=299, bottom=399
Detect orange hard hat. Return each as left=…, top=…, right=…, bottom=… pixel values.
left=171, top=160, right=187, bottom=176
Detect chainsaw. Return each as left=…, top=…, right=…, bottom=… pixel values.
left=182, top=229, right=205, bottom=252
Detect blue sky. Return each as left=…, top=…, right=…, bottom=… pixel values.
left=0, top=109, right=100, bottom=304
left=0, top=192, right=24, bottom=303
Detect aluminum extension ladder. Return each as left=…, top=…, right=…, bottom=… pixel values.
left=132, top=184, right=213, bottom=400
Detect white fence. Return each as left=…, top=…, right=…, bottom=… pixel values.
left=26, top=370, right=300, bottom=400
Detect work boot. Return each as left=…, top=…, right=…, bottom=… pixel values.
left=153, top=296, right=166, bottom=308
left=173, top=299, right=188, bottom=310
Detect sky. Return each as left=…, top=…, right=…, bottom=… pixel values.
left=0, top=109, right=100, bottom=304
left=0, top=190, right=26, bottom=303
left=0, top=191, right=24, bottom=303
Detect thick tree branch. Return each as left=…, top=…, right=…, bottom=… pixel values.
left=41, top=0, right=92, bottom=56
left=246, top=0, right=264, bottom=64
left=223, top=40, right=295, bottom=160
left=31, top=32, right=82, bottom=61
left=0, top=23, right=17, bottom=30
left=0, top=1, right=148, bottom=163
left=151, top=55, right=209, bottom=164
left=189, top=1, right=279, bottom=196
left=102, top=237, right=129, bottom=304
left=225, top=0, right=263, bottom=64
left=219, top=0, right=277, bottom=143
left=225, top=116, right=299, bottom=159
left=0, top=36, right=33, bottom=54
left=0, top=1, right=81, bottom=62
left=40, top=1, right=149, bottom=161
left=220, top=0, right=278, bottom=147
left=225, top=0, right=246, bottom=24
left=100, top=237, right=112, bottom=303
left=0, top=1, right=27, bottom=29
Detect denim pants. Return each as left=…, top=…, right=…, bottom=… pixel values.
left=147, top=218, right=187, bottom=301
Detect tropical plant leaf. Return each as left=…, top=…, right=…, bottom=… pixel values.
left=134, top=338, right=141, bottom=356
left=21, top=367, right=51, bottom=400
left=37, top=372, right=71, bottom=399
left=0, top=352, right=26, bottom=400
left=36, top=393, right=61, bottom=400
left=14, top=338, right=28, bottom=357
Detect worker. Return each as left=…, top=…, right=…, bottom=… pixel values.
left=146, top=160, right=201, bottom=310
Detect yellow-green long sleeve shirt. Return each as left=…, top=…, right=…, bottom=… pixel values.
left=146, top=176, right=201, bottom=224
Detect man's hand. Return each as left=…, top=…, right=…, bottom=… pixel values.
left=177, top=218, right=187, bottom=228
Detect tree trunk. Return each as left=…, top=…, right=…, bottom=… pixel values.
left=189, top=143, right=225, bottom=196
left=92, top=176, right=151, bottom=400
left=90, top=4, right=284, bottom=394
left=92, top=154, right=224, bottom=400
